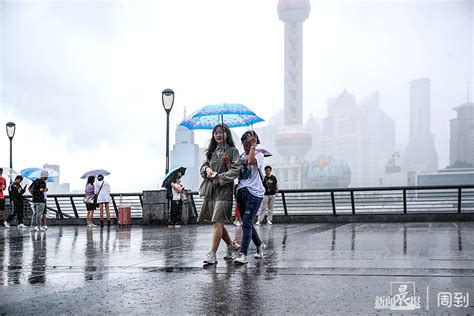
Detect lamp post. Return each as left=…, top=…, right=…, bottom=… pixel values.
left=162, top=89, right=174, bottom=174
left=6, top=122, right=16, bottom=183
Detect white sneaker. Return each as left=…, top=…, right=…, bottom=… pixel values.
left=255, top=221, right=261, bottom=226
left=203, top=251, right=217, bottom=265
left=39, top=226, right=45, bottom=231
left=223, top=242, right=240, bottom=260
left=234, top=253, right=248, bottom=264
left=4, top=222, right=10, bottom=228
left=267, top=221, right=273, bottom=225
left=255, top=243, right=267, bottom=259
left=18, top=224, right=26, bottom=228
left=31, top=226, right=38, bottom=232
left=43, top=225, right=48, bottom=230
left=233, top=220, right=242, bottom=226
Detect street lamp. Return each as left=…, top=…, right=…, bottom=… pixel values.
left=6, top=121, right=16, bottom=183
left=162, top=88, right=174, bottom=174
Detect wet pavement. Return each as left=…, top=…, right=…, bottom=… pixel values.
left=0, top=222, right=473, bottom=315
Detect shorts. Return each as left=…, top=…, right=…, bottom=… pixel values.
left=0, top=199, right=5, bottom=210
left=86, top=203, right=97, bottom=211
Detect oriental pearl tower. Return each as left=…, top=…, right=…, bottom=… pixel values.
left=275, top=0, right=313, bottom=162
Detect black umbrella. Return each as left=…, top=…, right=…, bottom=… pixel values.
left=161, top=167, right=186, bottom=188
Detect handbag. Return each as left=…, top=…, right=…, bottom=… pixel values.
left=83, top=195, right=95, bottom=204
left=198, top=178, right=214, bottom=198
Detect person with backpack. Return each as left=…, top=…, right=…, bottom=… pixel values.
left=4, top=175, right=27, bottom=228
left=29, top=170, right=49, bottom=231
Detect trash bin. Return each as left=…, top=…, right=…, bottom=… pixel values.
left=118, top=205, right=131, bottom=227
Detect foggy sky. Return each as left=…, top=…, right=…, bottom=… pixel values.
left=0, top=0, right=472, bottom=191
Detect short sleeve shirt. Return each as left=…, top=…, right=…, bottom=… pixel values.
left=263, top=175, right=278, bottom=195
left=237, top=152, right=265, bottom=198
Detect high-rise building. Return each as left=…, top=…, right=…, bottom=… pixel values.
left=402, top=78, right=438, bottom=172
left=170, top=112, right=201, bottom=190
left=43, top=163, right=70, bottom=193
left=450, top=99, right=474, bottom=166
left=275, top=0, right=312, bottom=163
left=321, top=90, right=395, bottom=187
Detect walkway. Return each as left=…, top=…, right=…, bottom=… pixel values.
left=1, top=222, right=473, bottom=314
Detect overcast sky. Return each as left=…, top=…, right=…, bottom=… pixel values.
left=0, top=0, right=472, bottom=192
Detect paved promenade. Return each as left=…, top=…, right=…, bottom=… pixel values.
left=0, top=222, right=473, bottom=315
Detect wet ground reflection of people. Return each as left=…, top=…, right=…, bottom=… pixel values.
left=84, top=228, right=97, bottom=281
left=199, top=264, right=235, bottom=314
left=85, top=228, right=110, bottom=281
left=8, top=231, right=24, bottom=284
left=351, top=223, right=356, bottom=251
left=0, top=230, right=5, bottom=285
left=457, top=223, right=462, bottom=251
left=28, top=232, right=46, bottom=284
left=331, top=227, right=336, bottom=252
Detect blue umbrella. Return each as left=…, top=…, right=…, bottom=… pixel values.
left=180, top=103, right=264, bottom=130
left=21, top=168, right=56, bottom=182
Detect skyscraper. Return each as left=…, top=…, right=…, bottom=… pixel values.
left=275, top=0, right=312, bottom=163
left=321, top=90, right=395, bottom=187
left=170, top=111, right=201, bottom=190
left=450, top=99, right=474, bottom=166
left=402, top=78, right=438, bottom=172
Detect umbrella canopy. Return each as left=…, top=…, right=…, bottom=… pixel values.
left=80, top=169, right=110, bottom=179
left=256, top=148, right=272, bottom=157
left=161, top=166, right=186, bottom=188
left=180, top=103, right=264, bottom=130
left=21, top=168, right=57, bottom=182
left=0, top=167, right=17, bottom=179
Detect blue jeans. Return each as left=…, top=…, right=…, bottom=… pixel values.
left=237, top=187, right=263, bottom=255
left=31, top=202, right=45, bottom=227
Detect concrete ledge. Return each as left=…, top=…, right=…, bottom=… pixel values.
left=272, top=213, right=474, bottom=223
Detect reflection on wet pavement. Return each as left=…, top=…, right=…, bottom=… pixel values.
left=0, top=222, right=473, bottom=314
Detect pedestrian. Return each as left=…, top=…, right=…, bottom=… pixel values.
left=234, top=130, right=266, bottom=264
left=256, top=165, right=279, bottom=225
left=198, top=124, right=242, bottom=265
left=4, top=175, right=27, bottom=228
left=0, top=168, right=6, bottom=225
left=95, top=174, right=111, bottom=227
left=169, top=172, right=185, bottom=226
left=29, top=170, right=49, bottom=231
left=233, top=184, right=242, bottom=226
left=84, top=176, right=97, bottom=227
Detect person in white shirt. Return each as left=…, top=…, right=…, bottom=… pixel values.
left=234, top=130, right=266, bottom=264
left=95, top=174, right=111, bottom=227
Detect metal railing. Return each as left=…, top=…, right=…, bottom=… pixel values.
left=3, top=185, right=473, bottom=220
left=189, top=184, right=474, bottom=216
left=3, top=193, right=143, bottom=219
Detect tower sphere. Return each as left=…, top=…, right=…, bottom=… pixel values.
left=278, top=0, right=311, bottom=22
